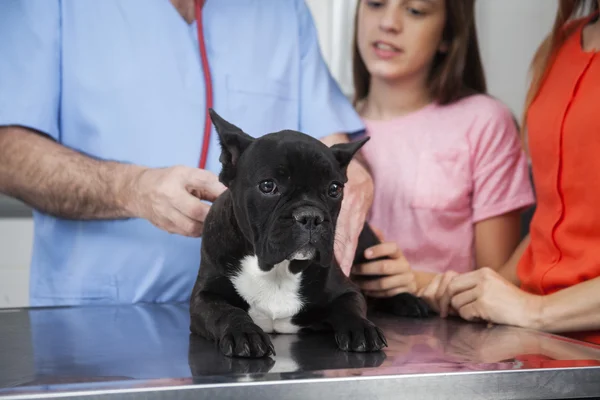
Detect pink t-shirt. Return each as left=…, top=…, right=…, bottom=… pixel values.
left=361, top=94, right=535, bottom=274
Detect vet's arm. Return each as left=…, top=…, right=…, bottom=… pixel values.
left=0, top=126, right=143, bottom=219
left=474, top=211, right=522, bottom=274
left=0, top=126, right=223, bottom=236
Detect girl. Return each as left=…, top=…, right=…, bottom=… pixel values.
left=349, top=0, right=535, bottom=314
left=439, top=0, right=600, bottom=345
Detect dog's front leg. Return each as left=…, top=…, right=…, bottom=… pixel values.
left=325, top=291, right=387, bottom=352
left=190, top=291, right=275, bottom=358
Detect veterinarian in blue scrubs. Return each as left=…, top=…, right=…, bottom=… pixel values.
left=0, top=0, right=368, bottom=306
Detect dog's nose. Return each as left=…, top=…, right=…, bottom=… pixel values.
left=293, top=207, right=324, bottom=230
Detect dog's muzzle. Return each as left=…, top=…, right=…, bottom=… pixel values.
left=285, top=206, right=330, bottom=263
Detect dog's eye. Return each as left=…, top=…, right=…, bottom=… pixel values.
left=328, top=182, right=343, bottom=198
left=259, top=180, right=277, bottom=194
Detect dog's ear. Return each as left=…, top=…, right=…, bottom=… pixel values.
left=209, top=108, right=255, bottom=185
left=330, top=137, right=370, bottom=170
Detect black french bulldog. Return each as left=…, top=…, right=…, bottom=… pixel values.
left=189, top=109, right=428, bottom=358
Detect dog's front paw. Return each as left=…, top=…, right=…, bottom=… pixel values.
left=219, top=324, right=275, bottom=358
left=334, top=318, right=387, bottom=352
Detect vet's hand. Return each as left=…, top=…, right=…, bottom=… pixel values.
left=447, top=267, right=542, bottom=328
left=132, top=165, right=226, bottom=237
left=335, top=159, right=374, bottom=275
left=352, top=234, right=417, bottom=297
left=417, top=270, right=460, bottom=318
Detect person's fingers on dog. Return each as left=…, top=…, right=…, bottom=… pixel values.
left=174, top=210, right=203, bottom=237
left=188, top=182, right=226, bottom=203
left=364, top=286, right=411, bottom=298
left=357, top=274, right=397, bottom=291
left=185, top=168, right=226, bottom=202
left=358, top=273, right=414, bottom=292
left=174, top=193, right=212, bottom=223
left=364, top=242, right=403, bottom=260
left=436, top=271, right=459, bottom=318
left=354, top=257, right=409, bottom=276
left=447, top=270, right=480, bottom=298
left=418, top=273, right=443, bottom=313
left=450, top=287, right=479, bottom=311
left=439, top=292, right=452, bottom=318
left=157, top=207, right=203, bottom=237
left=353, top=260, right=383, bottom=276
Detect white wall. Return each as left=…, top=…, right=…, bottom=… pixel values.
left=0, top=219, right=33, bottom=308
left=475, top=0, right=557, bottom=117
left=0, top=1, right=558, bottom=308
left=305, top=0, right=359, bottom=97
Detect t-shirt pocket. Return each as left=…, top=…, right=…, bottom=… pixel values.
left=225, top=74, right=299, bottom=137
left=409, top=150, right=471, bottom=211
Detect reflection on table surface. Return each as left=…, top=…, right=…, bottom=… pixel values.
left=1, top=302, right=599, bottom=395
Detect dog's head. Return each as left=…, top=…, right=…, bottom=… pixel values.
left=209, top=108, right=368, bottom=272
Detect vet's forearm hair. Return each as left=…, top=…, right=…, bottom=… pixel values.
left=0, top=126, right=144, bottom=219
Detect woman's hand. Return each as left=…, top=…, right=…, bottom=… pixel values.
left=447, top=267, right=542, bottom=328
left=417, top=270, right=460, bottom=317
left=351, top=229, right=417, bottom=297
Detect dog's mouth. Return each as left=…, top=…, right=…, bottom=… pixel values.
left=262, top=224, right=333, bottom=269
left=287, top=244, right=318, bottom=262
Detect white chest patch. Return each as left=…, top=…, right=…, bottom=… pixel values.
left=231, top=255, right=304, bottom=334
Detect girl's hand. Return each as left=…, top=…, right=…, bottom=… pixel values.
left=417, top=270, right=460, bottom=317
left=352, top=228, right=417, bottom=297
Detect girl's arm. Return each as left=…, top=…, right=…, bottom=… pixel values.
left=415, top=210, right=525, bottom=294
left=416, top=206, right=529, bottom=315
left=474, top=211, right=522, bottom=272
left=497, top=234, right=530, bottom=285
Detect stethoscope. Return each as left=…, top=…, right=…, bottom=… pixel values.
left=195, top=0, right=212, bottom=170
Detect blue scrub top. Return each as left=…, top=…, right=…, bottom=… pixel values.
left=0, top=0, right=364, bottom=306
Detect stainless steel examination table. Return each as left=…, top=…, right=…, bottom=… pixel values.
left=1, top=303, right=600, bottom=400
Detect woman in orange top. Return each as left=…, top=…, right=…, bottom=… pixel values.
left=429, top=0, right=600, bottom=345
